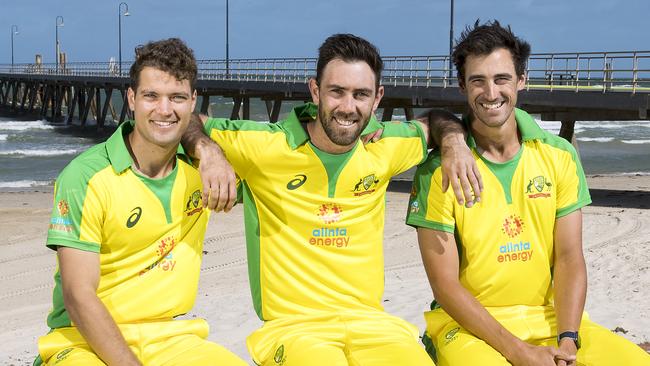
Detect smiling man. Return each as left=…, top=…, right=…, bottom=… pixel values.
left=34, top=39, right=246, bottom=366
left=406, top=20, right=650, bottom=366
left=182, top=33, right=482, bottom=365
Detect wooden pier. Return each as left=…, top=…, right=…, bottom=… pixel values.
left=1, top=50, right=649, bottom=141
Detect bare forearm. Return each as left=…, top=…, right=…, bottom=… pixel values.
left=66, top=292, right=141, bottom=366
left=181, top=113, right=212, bottom=159
left=434, top=283, right=526, bottom=360
left=553, top=256, right=587, bottom=333
left=417, top=109, right=466, bottom=149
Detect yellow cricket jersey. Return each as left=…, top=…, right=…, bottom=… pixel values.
left=45, top=121, right=208, bottom=328
left=204, top=103, right=428, bottom=321
left=406, top=109, right=591, bottom=307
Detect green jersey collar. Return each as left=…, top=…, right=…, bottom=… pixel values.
left=278, top=102, right=383, bottom=150
left=105, top=120, right=190, bottom=174
left=464, top=108, right=546, bottom=149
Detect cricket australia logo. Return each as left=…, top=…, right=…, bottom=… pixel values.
left=184, top=189, right=202, bottom=216
left=526, top=175, right=552, bottom=198
left=352, top=173, right=380, bottom=196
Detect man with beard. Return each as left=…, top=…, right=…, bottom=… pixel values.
left=182, top=33, right=481, bottom=365
left=406, top=20, right=650, bottom=366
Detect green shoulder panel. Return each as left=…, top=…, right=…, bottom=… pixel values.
left=204, top=118, right=281, bottom=133
left=381, top=120, right=428, bottom=164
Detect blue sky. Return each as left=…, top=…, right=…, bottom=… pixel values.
left=2, top=0, right=648, bottom=64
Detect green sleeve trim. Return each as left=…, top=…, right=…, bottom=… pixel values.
left=46, top=238, right=100, bottom=253
left=556, top=198, right=592, bottom=218
left=241, top=181, right=263, bottom=320
left=406, top=217, right=455, bottom=232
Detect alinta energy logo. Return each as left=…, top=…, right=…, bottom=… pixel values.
left=352, top=173, right=379, bottom=196
left=50, top=199, right=72, bottom=232
left=309, top=203, right=350, bottom=248
left=139, top=235, right=178, bottom=275
left=501, top=214, right=525, bottom=238
left=498, top=214, right=533, bottom=263
left=185, top=189, right=203, bottom=216
left=526, top=175, right=552, bottom=199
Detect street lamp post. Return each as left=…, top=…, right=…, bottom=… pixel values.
left=225, top=0, right=230, bottom=76
left=55, top=16, right=64, bottom=71
left=11, top=25, right=19, bottom=68
left=449, top=0, right=454, bottom=80
left=118, top=2, right=130, bottom=75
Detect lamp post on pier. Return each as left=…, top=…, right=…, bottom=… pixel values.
left=225, top=0, right=230, bottom=77
left=449, top=0, right=454, bottom=82
left=55, top=16, right=64, bottom=71
left=11, top=25, right=19, bottom=68
left=118, top=2, right=130, bottom=75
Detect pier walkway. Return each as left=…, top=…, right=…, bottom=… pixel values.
left=1, top=50, right=649, bottom=141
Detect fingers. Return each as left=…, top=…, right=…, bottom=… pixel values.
left=470, top=162, right=483, bottom=202
left=205, top=181, right=236, bottom=212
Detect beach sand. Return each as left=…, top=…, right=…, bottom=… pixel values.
left=1, top=174, right=648, bottom=365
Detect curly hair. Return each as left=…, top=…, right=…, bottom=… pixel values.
left=129, top=38, right=197, bottom=92
left=453, top=20, right=531, bottom=84
left=316, top=34, right=383, bottom=89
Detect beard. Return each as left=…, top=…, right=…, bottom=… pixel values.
left=317, top=108, right=371, bottom=147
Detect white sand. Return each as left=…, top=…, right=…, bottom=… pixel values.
left=1, top=174, right=648, bottom=365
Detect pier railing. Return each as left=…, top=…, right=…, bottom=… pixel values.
left=2, top=51, right=649, bottom=94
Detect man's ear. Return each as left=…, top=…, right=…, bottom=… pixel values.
left=458, top=79, right=467, bottom=95
left=517, top=73, right=527, bottom=91
left=308, top=78, right=320, bottom=105
left=372, top=85, right=384, bottom=114
left=127, top=87, right=136, bottom=111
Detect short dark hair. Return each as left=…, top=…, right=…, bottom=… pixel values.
left=316, top=33, right=383, bottom=88
left=452, top=20, right=531, bottom=83
left=129, top=38, right=197, bottom=92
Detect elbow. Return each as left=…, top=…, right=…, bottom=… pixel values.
left=429, top=277, right=461, bottom=309
left=61, top=284, right=95, bottom=321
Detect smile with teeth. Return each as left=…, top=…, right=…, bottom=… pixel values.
left=480, top=101, right=505, bottom=110
left=333, top=116, right=357, bottom=127
left=151, top=120, right=177, bottom=127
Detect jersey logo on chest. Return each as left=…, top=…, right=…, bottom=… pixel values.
left=352, top=173, right=380, bottom=196
left=526, top=175, right=553, bottom=199
left=184, top=189, right=203, bottom=217
left=286, top=174, right=307, bottom=190
left=126, top=207, right=142, bottom=228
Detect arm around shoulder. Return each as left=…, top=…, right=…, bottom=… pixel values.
left=416, top=109, right=483, bottom=207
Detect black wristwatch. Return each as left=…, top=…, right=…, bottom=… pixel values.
left=557, top=331, right=580, bottom=349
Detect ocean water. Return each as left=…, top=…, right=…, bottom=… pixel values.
left=0, top=112, right=648, bottom=188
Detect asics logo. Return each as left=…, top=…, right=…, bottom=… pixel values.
left=287, top=174, right=307, bottom=190
left=126, top=207, right=142, bottom=228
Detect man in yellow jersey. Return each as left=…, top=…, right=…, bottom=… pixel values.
left=34, top=39, right=246, bottom=366
left=406, top=20, right=650, bottom=366
left=182, top=34, right=482, bottom=366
